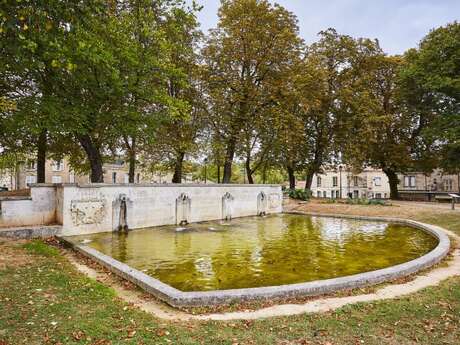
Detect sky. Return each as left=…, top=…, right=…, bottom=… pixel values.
left=189, top=0, right=459, bottom=55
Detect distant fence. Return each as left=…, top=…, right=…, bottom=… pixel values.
left=399, top=191, right=457, bottom=202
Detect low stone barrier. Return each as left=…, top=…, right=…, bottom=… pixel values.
left=61, top=213, right=450, bottom=307
left=0, top=185, right=57, bottom=228
left=0, top=225, right=62, bottom=239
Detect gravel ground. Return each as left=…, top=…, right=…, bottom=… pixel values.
left=284, top=198, right=460, bottom=219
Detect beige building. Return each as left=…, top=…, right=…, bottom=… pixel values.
left=2, top=157, right=195, bottom=190
left=309, top=167, right=460, bottom=201
left=310, top=167, right=391, bottom=199
left=0, top=169, right=14, bottom=190
left=398, top=170, right=460, bottom=201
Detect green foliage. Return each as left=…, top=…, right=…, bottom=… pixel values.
left=202, top=0, right=303, bottom=183
left=345, top=198, right=389, bottom=206
left=400, top=22, right=460, bottom=173
left=1, top=0, right=199, bottom=183
left=288, top=188, right=311, bottom=201
left=1, top=2, right=458, bottom=188
left=22, top=241, right=59, bottom=257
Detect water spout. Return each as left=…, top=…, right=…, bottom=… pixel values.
left=112, top=194, right=132, bottom=232
left=118, top=194, right=129, bottom=232
left=257, top=192, right=268, bottom=216
left=222, top=192, right=234, bottom=221
left=176, top=193, right=191, bottom=225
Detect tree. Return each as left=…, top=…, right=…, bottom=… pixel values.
left=346, top=22, right=460, bottom=199
left=400, top=22, right=460, bottom=177
left=160, top=4, right=203, bottom=184
left=48, top=0, right=194, bottom=182
left=109, top=1, right=197, bottom=183
left=202, top=0, right=302, bottom=183
left=0, top=0, right=90, bottom=182
left=295, top=29, right=380, bottom=190
left=342, top=50, right=441, bottom=199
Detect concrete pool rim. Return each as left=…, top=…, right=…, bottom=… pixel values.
left=59, top=212, right=451, bottom=307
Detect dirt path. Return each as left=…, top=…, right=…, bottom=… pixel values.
left=284, top=198, right=460, bottom=219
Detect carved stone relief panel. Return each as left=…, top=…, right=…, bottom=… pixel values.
left=269, top=193, right=281, bottom=209
left=71, top=199, right=106, bottom=226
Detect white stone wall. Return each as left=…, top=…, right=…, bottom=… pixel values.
left=0, top=186, right=57, bottom=227
left=59, top=184, right=283, bottom=236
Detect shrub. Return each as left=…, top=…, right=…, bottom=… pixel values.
left=288, top=189, right=311, bottom=201
left=345, top=198, right=388, bottom=206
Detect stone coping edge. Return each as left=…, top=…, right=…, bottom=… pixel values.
left=54, top=183, right=281, bottom=188
left=0, top=196, right=32, bottom=201
left=0, top=225, right=62, bottom=239
left=59, top=213, right=450, bottom=307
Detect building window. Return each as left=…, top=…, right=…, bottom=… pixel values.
left=317, top=176, right=322, bottom=187
left=336, top=190, right=340, bottom=198
left=26, top=160, right=36, bottom=170
left=353, top=176, right=359, bottom=187
left=124, top=174, right=130, bottom=184
left=374, top=177, right=381, bottom=186
left=112, top=172, right=117, bottom=184
left=52, top=176, right=62, bottom=184
left=444, top=179, right=453, bottom=191
left=52, top=160, right=64, bottom=172
left=404, top=176, right=416, bottom=188
left=25, top=175, right=37, bottom=186
left=375, top=193, right=382, bottom=199
left=317, top=191, right=321, bottom=198
left=332, top=176, right=338, bottom=187
left=323, top=191, right=327, bottom=198
left=137, top=173, right=140, bottom=184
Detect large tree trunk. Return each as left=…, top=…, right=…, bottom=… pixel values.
left=217, top=164, right=221, bottom=184
left=127, top=138, right=136, bottom=183
left=78, top=134, right=104, bottom=183
left=222, top=138, right=236, bottom=184
left=304, top=170, right=315, bottom=191
left=287, top=165, right=296, bottom=190
left=245, top=155, right=254, bottom=184
left=172, top=152, right=185, bottom=184
left=383, top=168, right=400, bottom=200
left=36, top=129, right=47, bottom=184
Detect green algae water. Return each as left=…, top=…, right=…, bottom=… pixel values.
left=70, top=214, right=438, bottom=291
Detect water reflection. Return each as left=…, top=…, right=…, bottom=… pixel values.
left=71, top=214, right=438, bottom=291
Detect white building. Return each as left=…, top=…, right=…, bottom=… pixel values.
left=0, top=169, right=14, bottom=190
left=310, top=167, right=391, bottom=199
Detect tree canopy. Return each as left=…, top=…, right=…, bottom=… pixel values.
left=1, top=1, right=458, bottom=198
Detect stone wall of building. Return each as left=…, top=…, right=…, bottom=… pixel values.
left=310, top=168, right=391, bottom=199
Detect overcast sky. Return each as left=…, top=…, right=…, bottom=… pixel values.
left=190, top=0, right=459, bottom=55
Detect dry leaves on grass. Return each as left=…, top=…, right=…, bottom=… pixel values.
left=0, top=239, right=33, bottom=269
left=90, top=340, right=112, bottom=345
left=72, top=330, right=86, bottom=341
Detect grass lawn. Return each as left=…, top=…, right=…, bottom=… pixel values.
left=1, top=202, right=460, bottom=344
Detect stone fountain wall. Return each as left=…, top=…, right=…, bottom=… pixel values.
left=0, top=185, right=57, bottom=228
left=57, top=184, right=282, bottom=236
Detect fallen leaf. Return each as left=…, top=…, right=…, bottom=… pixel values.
left=72, top=330, right=85, bottom=340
